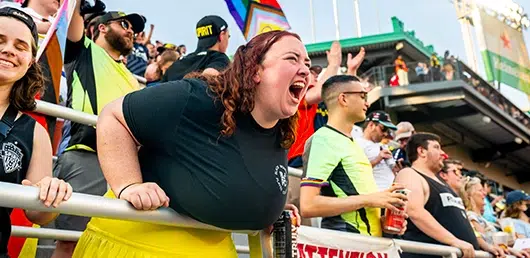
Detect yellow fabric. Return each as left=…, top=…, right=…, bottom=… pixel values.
left=64, top=144, right=96, bottom=153
left=72, top=190, right=238, bottom=258
left=17, top=224, right=40, bottom=258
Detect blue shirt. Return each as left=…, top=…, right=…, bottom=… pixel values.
left=483, top=197, right=497, bottom=223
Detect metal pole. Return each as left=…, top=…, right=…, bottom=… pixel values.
left=35, top=100, right=98, bottom=126
left=455, top=0, right=479, bottom=72
left=353, top=0, right=362, bottom=37
left=0, top=182, right=259, bottom=235
left=309, top=0, right=316, bottom=43
left=332, top=0, right=340, bottom=40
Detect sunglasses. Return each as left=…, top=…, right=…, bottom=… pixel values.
left=342, top=91, right=368, bottom=101
left=114, top=20, right=132, bottom=31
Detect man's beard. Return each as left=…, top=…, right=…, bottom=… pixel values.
left=105, top=27, right=133, bottom=57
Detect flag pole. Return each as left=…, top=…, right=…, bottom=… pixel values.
left=353, top=0, right=362, bottom=37
left=309, top=0, right=316, bottom=43
left=332, top=0, right=340, bottom=40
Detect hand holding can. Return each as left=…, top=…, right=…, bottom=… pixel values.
left=383, top=188, right=410, bottom=234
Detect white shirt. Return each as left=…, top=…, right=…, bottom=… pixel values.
left=355, top=137, right=396, bottom=191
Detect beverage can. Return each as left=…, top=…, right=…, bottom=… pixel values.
left=383, top=189, right=410, bottom=233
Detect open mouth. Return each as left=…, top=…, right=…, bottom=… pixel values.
left=289, top=82, right=305, bottom=102
left=0, top=60, right=15, bottom=68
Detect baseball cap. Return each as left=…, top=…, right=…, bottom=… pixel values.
left=395, top=121, right=416, bottom=141
left=506, top=190, right=530, bottom=206
left=157, top=43, right=176, bottom=54
left=0, top=7, right=38, bottom=43
left=196, top=15, right=228, bottom=51
left=97, top=11, right=145, bottom=33
left=366, top=111, right=398, bottom=130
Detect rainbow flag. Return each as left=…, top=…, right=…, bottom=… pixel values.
left=224, top=0, right=291, bottom=41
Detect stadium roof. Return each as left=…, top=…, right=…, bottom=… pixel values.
left=305, top=17, right=438, bottom=70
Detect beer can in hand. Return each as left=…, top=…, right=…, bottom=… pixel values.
left=383, top=189, right=410, bottom=233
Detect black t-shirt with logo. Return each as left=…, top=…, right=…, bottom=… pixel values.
left=0, top=114, right=35, bottom=255
left=161, top=50, right=229, bottom=82
left=122, top=78, right=288, bottom=230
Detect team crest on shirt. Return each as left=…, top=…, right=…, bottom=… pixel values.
left=1, top=142, right=23, bottom=174
left=274, top=165, right=288, bottom=195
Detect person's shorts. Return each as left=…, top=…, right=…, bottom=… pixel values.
left=53, top=150, right=107, bottom=232
left=72, top=190, right=238, bottom=258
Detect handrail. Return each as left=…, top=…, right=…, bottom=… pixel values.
left=35, top=100, right=98, bottom=126
left=0, top=181, right=257, bottom=235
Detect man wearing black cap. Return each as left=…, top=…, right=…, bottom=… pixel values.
left=161, top=15, right=230, bottom=82
left=52, top=1, right=144, bottom=256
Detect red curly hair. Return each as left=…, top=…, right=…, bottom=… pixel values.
left=190, top=30, right=301, bottom=149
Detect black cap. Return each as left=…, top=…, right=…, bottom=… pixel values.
left=366, top=111, right=398, bottom=130
left=196, top=15, right=228, bottom=51
left=84, top=11, right=106, bottom=28
left=0, top=7, right=38, bottom=43
left=97, top=11, right=145, bottom=33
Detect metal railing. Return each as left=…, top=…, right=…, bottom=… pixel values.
left=360, top=59, right=530, bottom=131
left=23, top=95, right=498, bottom=257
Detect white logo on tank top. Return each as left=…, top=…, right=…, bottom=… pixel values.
left=274, top=165, right=288, bottom=195
left=439, top=192, right=465, bottom=210
left=1, top=142, right=23, bottom=174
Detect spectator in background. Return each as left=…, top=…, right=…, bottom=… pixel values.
left=73, top=30, right=306, bottom=257
left=355, top=111, right=399, bottom=191
left=177, top=44, right=186, bottom=57
left=430, top=52, right=442, bottom=81
left=394, top=55, right=409, bottom=86
left=442, top=63, right=455, bottom=81
left=312, top=47, right=366, bottom=131
left=395, top=133, right=479, bottom=258
left=483, top=179, right=503, bottom=224
left=145, top=42, right=156, bottom=63
left=460, top=177, right=507, bottom=258
left=21, top=0, right=57, bottom=38
left=502, top=191, right=530, bottom=238
left=300, top=75, right=408, bottom=237
left=53, top=4, right=143, bottom=256
left=437, top=159, right=464, bottom=194
left=144, top=50, right=178, bottom=87
left=162, top=15, right=230, bottom=81
left=125, top=23, right=154, bottom=76
left=392, top=121, right=415, bottom=167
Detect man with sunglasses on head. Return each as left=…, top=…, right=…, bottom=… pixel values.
left=438, top=159, right=464, bottom=194
left=52, top=2, right=143, bottom=257
left=300, top=75, right=408, bottom=237
left=355, top=111, right=400, bottom=191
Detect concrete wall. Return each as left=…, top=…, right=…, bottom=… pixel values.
left=443, top=145, right=530, bottom=192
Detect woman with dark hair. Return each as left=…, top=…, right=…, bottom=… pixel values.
left=72, top=30, right=309, bottom=257
left=0, top=7, right=72, bottom=257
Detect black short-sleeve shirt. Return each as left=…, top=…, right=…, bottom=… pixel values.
left=122, top=79, right=288, bottom=230
left=161, top=50, right=230, bottom=82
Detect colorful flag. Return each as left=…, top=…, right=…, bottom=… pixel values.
left=224, top=0, right=291, bottom=41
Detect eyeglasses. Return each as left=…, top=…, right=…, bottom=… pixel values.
left=342, top=91, right=368, bottom=101
left=114, top=20, right=132, bottom=31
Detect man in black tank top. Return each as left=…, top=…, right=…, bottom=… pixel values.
left=394, top=133, right=479, bottom=258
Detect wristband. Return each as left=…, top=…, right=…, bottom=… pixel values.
left=118, top=183, right=139, bottom=199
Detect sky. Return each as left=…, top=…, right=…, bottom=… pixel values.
left=105, top=0, right=530, bottom=108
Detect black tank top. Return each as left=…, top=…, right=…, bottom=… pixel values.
left=402, top=168, right=479, bottom=258
left=0, top=114, right=35, bottom=255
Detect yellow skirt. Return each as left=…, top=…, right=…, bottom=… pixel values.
left=72, top=190, right=237, bottom=258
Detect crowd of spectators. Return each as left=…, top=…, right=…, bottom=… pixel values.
left=1, top=0, right=530, bottom=257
